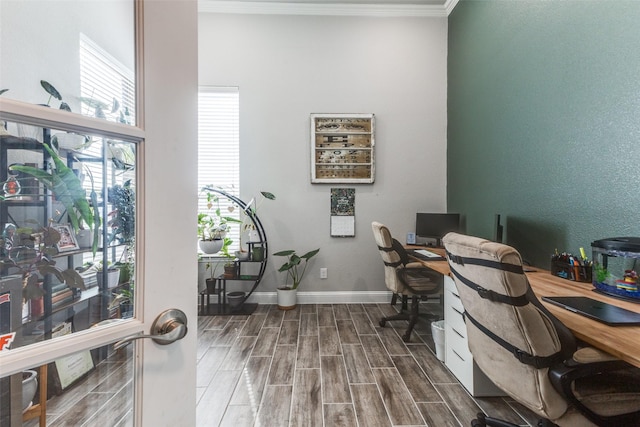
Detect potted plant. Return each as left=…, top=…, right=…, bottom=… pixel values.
left=0, top=221, right=86, bottom=301
left=197, top=213, right=225, bottom=254
left=199, top=235, right=236, bottom=296
left=108, top=180, right=135, bottom=246
left=80, top=95, right=132, bottom=125
left=203, top=259, right=219, bottom=294
left=240, top=190, right=275, bottom=260
left=198, top=188, right=241, bottom=254
left=95, top=261, right=120, bottom=289
left=220, top=237, right=236, bottom=278
left=74, top=168, right=101, bottom=257
left=108, top=283, right=134, bottom=318
left=273, top=248, right=320, bottom=310
left=119, top=286, right=134, bottom=317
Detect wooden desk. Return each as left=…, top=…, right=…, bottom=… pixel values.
left=408, top=246, right=640, bottom=369
left=528, top=272, right=640, bottom=368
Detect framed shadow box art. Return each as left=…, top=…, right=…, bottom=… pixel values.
left=310, top=113, right=375, bottom=184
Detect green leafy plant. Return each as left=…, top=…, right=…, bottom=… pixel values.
left=93, top=260, right=116, bottom=272
left=242, top=191, right=275, bottom=233
left=0, top=221, right=85, bottom=300
left=108, top=283, right=134, bottom=315
left=10, top=143, right=93, bottom=233
left=77, top=167, right=100, bottom=258
left=80, top=96, right=131, bottom=124
left=198, top=188, right=241, bottom=241
left=595, top=264, right=610, bottom=283
left=274, top=248, right=320, bottom=290
left=41, top=80, right=71, bottom=111
left=108, top=180, right=135, bottom=245
left=243, top=191, right=276, bottom=216
left=220, top=237, right=235, bottom=266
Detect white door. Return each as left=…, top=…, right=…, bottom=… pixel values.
left=0, top=0, right=198, bottom=425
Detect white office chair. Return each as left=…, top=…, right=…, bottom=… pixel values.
left=442, top=232, right=640, bottom=427
left=372, top=221, right=443, bottom=342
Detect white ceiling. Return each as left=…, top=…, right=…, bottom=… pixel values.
left=198, top=0, right=459, bottom=17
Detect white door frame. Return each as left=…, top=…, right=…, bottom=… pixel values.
left=0, top=1, right=198, bottom=425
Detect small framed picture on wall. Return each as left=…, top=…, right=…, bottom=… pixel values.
left=51, top=224, right=80, bottom=252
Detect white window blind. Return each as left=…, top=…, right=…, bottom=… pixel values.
left=198, top=87, right=240, bottom=252
left=79, top=35, right=136, bottom=265
left=79, top=34, right=135, bottom=125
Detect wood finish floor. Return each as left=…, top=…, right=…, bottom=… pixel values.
left=23, top=302, right=539, bottom=426
left=196, top=303, right=539, bottom=427
left=23, top=346, right=133, bottom=427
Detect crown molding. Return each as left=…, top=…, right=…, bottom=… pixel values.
left=199, top=0, right=459, bottom=17
left=444, top=0, right=459, bottom=15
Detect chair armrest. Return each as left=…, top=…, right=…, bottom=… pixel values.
left=549, top=358, right=640, bottom=426
left=573, top=346, right=619, bottom=364
left=396, top=266, right=443, bottom=295
left=405, top=261, right=428, bottom=269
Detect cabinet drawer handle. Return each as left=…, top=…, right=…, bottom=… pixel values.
left=452, top=348, right=465, bottom=362
left=453, top=328, right=465, bottom=339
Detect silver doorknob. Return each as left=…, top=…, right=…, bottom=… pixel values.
left=113, top=308, right=188, bottom=350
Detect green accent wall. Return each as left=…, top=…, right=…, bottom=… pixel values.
left=447, top=1, right=640, bottom=267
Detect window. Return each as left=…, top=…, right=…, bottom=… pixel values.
left=80, top=34, right=136, bottom=125
left=198, top=87, right=240, bottom=251
left=79, top=34, right=137, bottom=266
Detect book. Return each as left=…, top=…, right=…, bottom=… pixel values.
left=52, top=289, right=74, bottom=304
left=50, top=283, right=69, bottom=294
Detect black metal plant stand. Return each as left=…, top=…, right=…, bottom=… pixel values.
left=198, top=187, right=268, bottom=315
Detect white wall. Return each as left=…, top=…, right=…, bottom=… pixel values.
left=199, top=12, right=448, bottom=298
left=0, top=0, right=134, bottom=110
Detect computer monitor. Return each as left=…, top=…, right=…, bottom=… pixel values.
left=415, top=213, right=460, bottom=246
left=494, top=214, right=504, bottom=243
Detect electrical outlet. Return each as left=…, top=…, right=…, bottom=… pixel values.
left=320, top=268, right=328, bottom=279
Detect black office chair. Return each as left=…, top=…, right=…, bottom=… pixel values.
left=372, top=222, right=443, bottom=342
left=442, top=232, right=640, bottom=427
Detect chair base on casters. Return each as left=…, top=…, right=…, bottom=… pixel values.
left=390, top=293, right=408, bottom=310
left=471, top=412, right=558, bottom=427
left=379, top=295, right=437, bottom=342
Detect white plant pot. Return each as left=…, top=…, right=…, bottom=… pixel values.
left=97, top=269, right=120, bottom=289
left=53, top=132, right=86, bottom=150
left=199, top=239, right=224, bottom=254
left=76, top=229, right=103, bottom=249
left=75, top=229, right=93, bottom=248
left=277, top=287, right=297, bottom=310
left=22, top=370, right=38, bottom=411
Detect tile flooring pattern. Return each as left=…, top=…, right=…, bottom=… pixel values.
left=196, top=303, right=539, bottom=427
left=23, top=346, right=133, bottom=427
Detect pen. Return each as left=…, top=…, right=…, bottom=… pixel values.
left=580, top=247, right=587, bottom=261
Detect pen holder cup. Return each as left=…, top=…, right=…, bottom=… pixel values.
left=550, top=260, right=592, bottom=282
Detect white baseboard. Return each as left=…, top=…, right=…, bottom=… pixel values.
left=246, top=291, right=393, bottom=305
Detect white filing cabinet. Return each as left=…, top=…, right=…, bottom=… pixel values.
left=443, top=275, right=505, bottom=396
